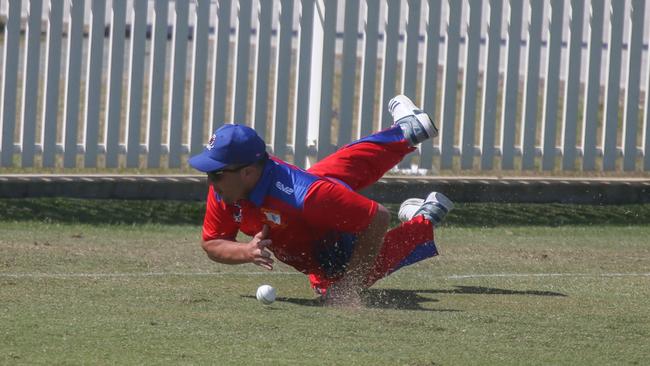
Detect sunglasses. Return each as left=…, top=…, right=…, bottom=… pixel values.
left=207, top=164, right=250, bottom=181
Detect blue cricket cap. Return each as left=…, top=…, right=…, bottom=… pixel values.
left=188, top=124, right=266, bottom=172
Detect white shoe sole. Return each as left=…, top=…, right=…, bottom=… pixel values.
left=398, top=192, right=454, bottom=223
left=398, top=198, right=424, bottom=222
left=388, top=95, right=439, bottom=140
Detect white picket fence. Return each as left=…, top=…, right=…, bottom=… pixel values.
left=1, top=0, right=649, bottom=172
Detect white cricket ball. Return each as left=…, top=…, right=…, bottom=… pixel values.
left=256, top=285, right=276, bottom=305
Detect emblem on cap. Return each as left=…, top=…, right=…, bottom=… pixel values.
left=207, top=133, right=216, bottom=150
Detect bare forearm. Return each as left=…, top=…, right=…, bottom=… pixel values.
left=201, top=225, right=274, bottom=270
left=202, top=239, right=251, bottom=264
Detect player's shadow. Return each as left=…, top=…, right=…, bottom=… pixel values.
left=243, top=291, right=451, bottom=311
left=245, top=285, right=565, bottom=311
left=361, top=289, right=456, bottom=311
left=426, top=286, right=567, bottom=297
left=257, top=290, right=453, bottom=311
left=362, top=286, right=566, bottom=311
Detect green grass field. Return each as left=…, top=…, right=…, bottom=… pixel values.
left=1, top=201, right=650, bottom=365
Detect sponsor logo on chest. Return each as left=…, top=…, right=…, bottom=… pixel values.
left=261, top=208, right=286, bottom=228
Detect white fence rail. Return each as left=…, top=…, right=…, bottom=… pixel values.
left=0, top=0, right=649, bottom=173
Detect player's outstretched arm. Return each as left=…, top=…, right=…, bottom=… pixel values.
left=201, top=225, right=274, bottom=270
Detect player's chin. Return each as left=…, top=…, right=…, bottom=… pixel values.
left=221, top=193, right=245, bottom=205
left=221, top=196, right=235, bottom=204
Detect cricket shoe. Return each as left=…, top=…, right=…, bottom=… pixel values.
left=388, top=94, right=439, bottom=146
left=398, top=191, right=454, bottom=225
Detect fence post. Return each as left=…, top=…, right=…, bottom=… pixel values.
left=561, top=0, right=585, bottom=170
left=460, top=0, right=483, bottom=170
left=125, top=0, right=148, bottom=168
left=105, top=0, right=128, bottom=168
left=338, top=0, right=360, bottom=147
left=20, top=0, right=43, bottom=167
left=42, top=0, right=65, bottom=168
left=420, top=0, right=443, bottom=170
left=83, top=0, right=107, bottom=168
left=273, top=0, right=296, bottom=161
left=232, top=0, right=253, bottom=124
left=480, top=0, right=503, bottom=170
left=1, top=0, right=22, bottom=167
left=189, top=0, right=212, bottom=155
left=307, top=0, right=325, bottom=162
left=602, top=0, right=625, bottom=171
left=440, top=0, right=463, bottom=170
left=500, top=0, right=524, bottom=170
left=358, top=0, right=381, bottom=140
left=252, top=0, right=275, bottom=143
left=379, top=0, right=401, bottom=130
left=168, top=0, right=190, bottom=168
left=314, top=0, right=337, bottom=161
left=209, top=0, right=232, bottom=134
left=622, top=0, right=645, bottom=171
left=541, top=0, right=564, bottom=171
left=294, top=0, right=315, bottom=168
left=582, top=0, right=605, bottom=171
left=147, top=0, right=170, bottom=168
left=397, top=0, right=423, bottom=170
left=645, top=5, right=650, bottom=171
left=62, top=0, right=86, bottom=168
left=521, top=0, right=544, bottom=170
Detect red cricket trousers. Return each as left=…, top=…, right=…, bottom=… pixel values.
left=306, top=127, right=437, bottom=291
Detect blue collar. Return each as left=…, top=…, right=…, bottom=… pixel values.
left=247, top=159, right=275, bottom=207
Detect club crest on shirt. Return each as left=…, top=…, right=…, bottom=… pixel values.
left=261, top=208, right=285, bottom=228
left=232, top=203, right=242, bottom=223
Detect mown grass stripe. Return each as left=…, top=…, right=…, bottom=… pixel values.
left=1, top=198, right=650, bottom=227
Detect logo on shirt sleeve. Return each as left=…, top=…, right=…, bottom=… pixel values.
left=275, top=181, right=294, bottom=195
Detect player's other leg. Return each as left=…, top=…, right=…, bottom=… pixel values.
left=308, top=95, right=437, bottom=191
left=309, top=192, right=453, bottom=298
left=364, top=191, right=454, bottom=287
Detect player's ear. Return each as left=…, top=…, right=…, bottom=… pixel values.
left=241, top=165, right=257, bottom=180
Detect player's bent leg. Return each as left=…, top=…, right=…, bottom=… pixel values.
left=307, top=135, right=414, bottom=191
left=398, top=191, right=454, bottom=226
left=307, top=95, right=437, bottom=191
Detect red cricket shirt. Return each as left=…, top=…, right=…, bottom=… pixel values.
left=202, top=157, right=378, bottom=276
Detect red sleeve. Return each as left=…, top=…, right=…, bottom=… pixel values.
left=202, top=185, right=240, bottom=241
left=302, top=179, right=378, bottom=233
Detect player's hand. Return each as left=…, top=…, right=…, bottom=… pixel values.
left=248, top=224, right=274, bottom=270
